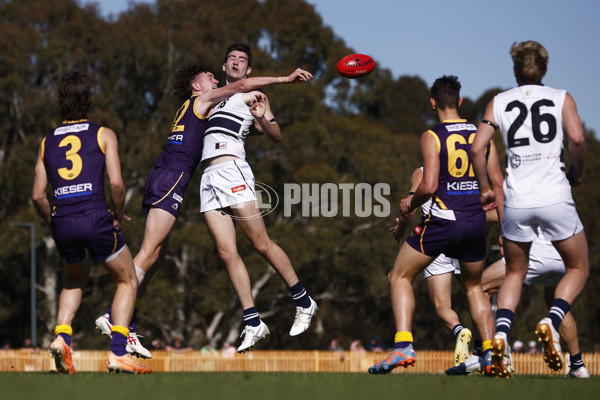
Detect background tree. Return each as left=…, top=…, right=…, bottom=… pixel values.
left=0, top=0, right=597, bottom=353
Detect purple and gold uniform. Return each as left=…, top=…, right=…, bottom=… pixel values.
left=142, top=95, right=208, bottom=217
left=406, top=119, right=490, bottom=262
left=42, top=120, right=124, bottom=263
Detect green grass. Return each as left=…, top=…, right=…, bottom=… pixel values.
left=2, top=372, right=599, bottom=400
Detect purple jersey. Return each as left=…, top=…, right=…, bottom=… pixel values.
left=427, top=120, right=489, bottom=222
left=42, top=120, right=109, bottom=216
left=154, top=95, right=209, bottom=176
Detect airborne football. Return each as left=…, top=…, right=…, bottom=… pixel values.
left=336, top=54, right=376, bottom=78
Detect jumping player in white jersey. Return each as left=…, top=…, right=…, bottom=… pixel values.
left=94, top=61, right=314, bottom=358
left=200, top=43, right=317, bottom=353
left=471, top=41, right=588, bottom=378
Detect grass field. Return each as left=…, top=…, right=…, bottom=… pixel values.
left=3, top=372, right=599, bottom=400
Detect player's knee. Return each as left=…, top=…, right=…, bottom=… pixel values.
left=252, top=238, right=272, bottom=256
left=217, top=246, right=241, bottom=264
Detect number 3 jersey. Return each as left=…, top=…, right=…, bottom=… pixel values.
left=493, top=85, right=571, bottom=208
left=42, top=120, right=109, bottom=216
left=427, top=119, right=488, bottom=222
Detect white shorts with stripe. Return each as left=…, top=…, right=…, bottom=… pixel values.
left=200, top=159, right=257, bottom=213
left=423, top=253, right=461, bottom=279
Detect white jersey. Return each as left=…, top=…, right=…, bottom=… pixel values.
left=493, top=85, right=572, bottom=208
left=202, top=93, right=254, bottom=162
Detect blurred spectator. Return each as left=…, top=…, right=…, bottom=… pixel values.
left=512, top=340, right=524, bottom=352
left=328, top=338, right=343, bottom=351
left=350, top=340, right=366, bottom=353
left=151, top=339, right=164, bottom=350
left=201, top=344, right=217, bottom=353
left=2, top=341, right=11, bottom=350
left=328, top=338, right=344, bottom=361
left=365, top=336, right=386, bottom=352
left=527, top=340, right=539, bottom=354
left=21, top=338, right=39, bottom=354
left=166, top=336, right=192, bottom=352
left=221, top=342, right=236, bottom=358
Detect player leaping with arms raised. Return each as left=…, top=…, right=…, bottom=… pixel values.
left=95, top=62, right=313, bottom=358
left=200, top=43, right=317, bottom=353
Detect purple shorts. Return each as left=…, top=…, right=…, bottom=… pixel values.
left=141, top=167, right=191, bottom=218
left=406, top=214, right=486, bottom=262
left=52, top=209, right=125, bottom=264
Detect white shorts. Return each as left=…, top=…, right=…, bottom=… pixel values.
left=200, top=159, right=257, bottom=213
left=502, top=240, right=565, bottom=286
left=502, top=201, right=583, bottom=243
left=423, top=253, right=461, bottom=279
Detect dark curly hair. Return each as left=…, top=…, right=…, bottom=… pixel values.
left=430, top=75, right=461, bottom=111
left=57, top=72, right=93, bottom=120
left=170, top=62, right=215, bottom=102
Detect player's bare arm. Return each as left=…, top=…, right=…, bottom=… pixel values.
left=486, top=140, right=504, bottom=221
left=402, top=132, right=437, bottom=214
left=198, top=68, right=314, bottom=116
left=245, top=92, right=281, bottom=143
left=32, top=143, right=52, bottom=228
left=471, top=100, right=497, bottom=210
left=390, top=167, right=423, bottom=242
left=562, top=92, right=585, bottom=186
left=102, top=128, right=127, bottom=228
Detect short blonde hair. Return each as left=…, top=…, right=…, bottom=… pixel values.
left=510, top=41, right=548, bottom=82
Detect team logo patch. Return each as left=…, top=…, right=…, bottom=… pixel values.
left=216, top=142, right=227, bottom=149
left=172, top=193, right=183, bottom=203
left=172, top=203, right=179, bottom=211
left=413, top=226, right=423, bottom=235
left=231, top=185, right=246, bottom=193
left=510, top=154, right=521, bottom=169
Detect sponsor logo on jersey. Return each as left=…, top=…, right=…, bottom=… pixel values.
left=447, top=180, right=480, bottom=195
left=446, top=123, right=476, bottom=132
left=216, top=142, right=227, bottom=149
left=55, top=183, right=93, bottom=198
left=167, top=134, right=184, bottom=144
left=54, top=124, right=89, bottom=135
left=413, top=226, right=423, bottom=235
left=172, top=203, right=179, bottom=211
left=172, top=193, right=183, bottom=203
left=231, top=185, right=246, bottom=193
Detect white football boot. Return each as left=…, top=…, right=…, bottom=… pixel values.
left=237, top=321, right=270, bottom=353
left=289, top=297, right=318, bottom=336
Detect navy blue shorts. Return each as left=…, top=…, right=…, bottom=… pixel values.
left=52, top=209, right=125, bottom=264
left=141, top=167, right=191, bottom=218
left=406, top=214, right=486, bottom=262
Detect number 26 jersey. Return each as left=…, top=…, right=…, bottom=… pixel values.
left=493, top=85, right=571, bottom=208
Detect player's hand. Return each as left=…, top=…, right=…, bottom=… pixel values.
left=287, top=68, right=314, bottom=83
left=399, top=196, right=413, bottom=215
left=479, top=189, right=497, bottom=211
left=249, top=98, right=266, bottom=119
left=389, top=216, right=410, bottom=244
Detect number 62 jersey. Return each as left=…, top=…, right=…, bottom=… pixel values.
left=493, top=85, right=571, bottom=208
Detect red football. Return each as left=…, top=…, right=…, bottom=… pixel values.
left=336, top=54, right=376, bottom=78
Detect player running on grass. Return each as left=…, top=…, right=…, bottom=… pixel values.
left=200, top=43, right=317, bottom=353
left=94, top=61, right=313, bottom=358
left=33, top=72, right=150, bottom=374
left=471, top=40, right=588, bottom=378
left=369, top=75, right=502, bottom=375
left=447, top=232, right=590, bottom=378
left=390, top=167, right=477, bottom=367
